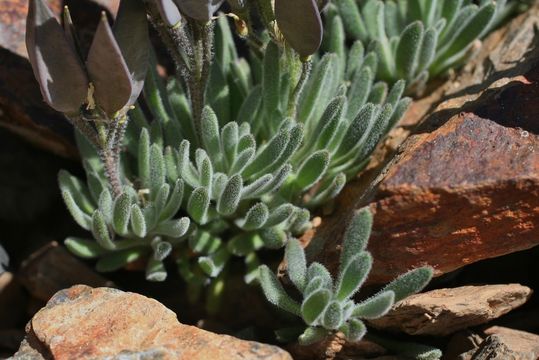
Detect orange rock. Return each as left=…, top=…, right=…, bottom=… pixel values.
left=12, top=285, right=292, bottom=360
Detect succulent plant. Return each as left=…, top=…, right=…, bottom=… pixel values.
left=241, top=39, right=410, bottom=208
left=259, top=207, right=433, bottom=345
left=29, top=0, right=412, bottom=314
left=60, top=129, right=191, bottom=282
left=332, top=0, right=512, bottom=93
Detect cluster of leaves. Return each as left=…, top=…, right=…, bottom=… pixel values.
left=332, top=0, right=517, bottom=92
left=259, top=208, right=434, bottom=346
left=27, top=0, right=436, bottom=349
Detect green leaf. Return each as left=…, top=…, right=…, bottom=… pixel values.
left=322, top=301, right=343, bottom=330
left=381, top=267, right=433, bottom=302
left=138, top=128, right=151, bottom=188
left=198, top=246, right=231, bottom=277
left=152, top=240, right=172, bottom=261
left=306, top=262, right=333, bottom=290
left=352, top=290, right=395, bottom=319
left=58, top=170, right=94, bottom=215
left=262, top=42, right=281, bottom=117
left=242, top=127, right=290, bottom=178
left=236, top=203, right=269, bottom=230
left=304, top=276, right=324, bottom=297
left=201, top=106, right=222, bottom=161
left=150, top=144, right=166, bottom=195
left=61, top=189, right=92, bottom=230
left=130, top=204, right=147, bottom=238
left=298, top=327, right=329, bottom=346
left=340, top=207, right=372, bottom=272
left=260, top=227, right=288, bottom=249
left=154, top=217, right=190, bottom=238
left=92, top=210, right=115, bottom=250
left=286, top=239, right=307, bottom=292
left=294, top=150, right=330, bottom=192
left=188, top=187, right=210, bottom=224
left=159, top=180, right=183, bottom=221
left=64, top=237, right=105, bottom=259
left=95, top=248, right=145, bottom=272
left=336, top=252, right=372, bottom=301
left=396, top=21, right=424, bottom=80
left=336, top=0, right=367, bottom=42
left=221, top=121, right=239, bottom=168
left=265, top=204, right=295, bottom=227
left=344, top=318, right=366, bottom=342
left=301, top=288, right=331, bottom=325
left=217, top=174, right=242, bottom=215
left=146, top=257, right=167, bottom=282
left=112, top=193, right=131, bottom=236
left=259, top=265, right=301, bottom=316
left=227, top=233, right=264, bottom=256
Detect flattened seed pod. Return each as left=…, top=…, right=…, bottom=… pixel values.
left=173, top=0, right=225, bottom=22
left=87, top=13, right=132, bottom=116
left=26, top=0, right=89, bottom=114
left=275, top=0, right=323, bottom=58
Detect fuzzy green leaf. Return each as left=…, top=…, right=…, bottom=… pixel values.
left=336, top=252, right=372, bottom=301
left=198, top=246, right=230, bottom=277
left=92, top=210, right=115, bottom=250
left=286, top=239, right=307, bottom=292
left=236, top=203, right=269, bottom=230
left=64, top=237, right=105, bottom=259
left=96, top=248, right=145, bottom=272
left=259, top=265, right=301, bottom=316
left=146, top=257, right=167, bottom=282
left=301, top=288, right=331, bottom=325
left=260, top=227, right=288, bottom=249
left=340, top=207, right=373, bottom=272
left=154, top=217, right=190, bottom=238
left=130, top=204, right=147, bottom=238
left=322, top=301, right=343, bottom=330
left=294, top=150, right=330, bottom=192
left=188, top=187, right=210, bottom=224
left=353, top=290, right=395, bottom=319
left=217, top=174, right=242, bottom=215
left=298, top=327, right=329, bottom=346
left=382, top=267, right=433, bottom=302
left=112, top=193, right=131, bottom=236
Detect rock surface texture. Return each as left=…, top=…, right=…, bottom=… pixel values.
left=310, top=3, right=539, bottom=283
left=11, top=285, right=292, bottom=360
left=369, top=284, right=532, bottom=336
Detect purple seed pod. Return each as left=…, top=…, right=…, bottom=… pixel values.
left=26, top=0, right=89, bottom=114
left=173, top=0, right=225, bottom=23
left=275, top=0, right=323, bottom=58
left=155, top=0, right=182, bottom=27
left=87, top=13, right=133, bottom=116
left=113, top=0, right=150, bottom=107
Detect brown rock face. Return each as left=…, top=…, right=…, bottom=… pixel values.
left=369, top=284, right=533, bottom=336
left=367, top=112, right=539, bottom=282
left=12, top=285, right=291, bottom=360
left=309, top=4, right=539, bottom=283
